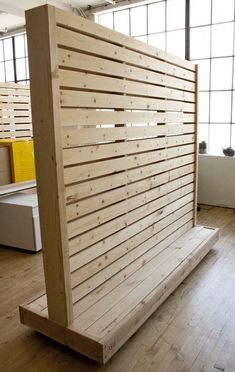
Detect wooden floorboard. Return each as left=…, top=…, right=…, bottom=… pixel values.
left=1, top=206, right=235, bottom=371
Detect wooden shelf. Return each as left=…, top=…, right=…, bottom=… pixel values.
left=20, top=225, right=219, bottom=363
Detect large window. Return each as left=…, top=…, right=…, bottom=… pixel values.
left=97, top=0, right=235, bottom=155
left=0, top=33, right=29, bottom=84
left=190, top=0, right=235, bottom=154
left=98, top=0, right=186, bottom=59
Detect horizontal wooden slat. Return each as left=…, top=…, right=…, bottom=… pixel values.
left=71, top=207, right=194, bottom=304
left=69, top=183, right=194, bottom=255
left=60, top=110, right=195, bottom=127
left=67, top=177, right=193, bottom=238
left=66, top=154, right=194, bottom=202
left=72, top=219, right=193, bottom=318
left=59, top=70, right=195, bottom=103
left=84, top=226, right=208, bottom=337
left=0, top=124, right=32, bottom=131
left=55, top=8, right=195, bottom=72
left=58, top=50, right=195, bottom=93
left=60, top=90, right=195, bottom=112
left=62, top=124, right=195, bottom=148
left=100, top=229, right=219, bottom=363
left=57, top=27, right=195, bottom=82
left=67, top=173, right=194, bottom=237
left=0, top=103, right=30, bottom=109
left=63, top=134, right=195, bottom=166
left=0, top=88, right=30, bottom=96
left=66, top=165, right=194, bottom=220
left=0, top=130, right=32, bottom=138
left=0, top=82, right=30, bottom=90
left=70, top=206, right=193, bottom=292
left=0, top=111, right=31, bottom=117
left=0, top=118, right=32, bottom=125
left=0, top=96, right=30, bottom=103
left=70, top=198, right=194, bottom=281
left=64, top=144, right=194, bottom=185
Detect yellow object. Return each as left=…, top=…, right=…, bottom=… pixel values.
left=0, top=139, right=35, bottom=182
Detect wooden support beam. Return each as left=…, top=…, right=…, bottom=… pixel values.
left=26, top=5, right=73, bottom=326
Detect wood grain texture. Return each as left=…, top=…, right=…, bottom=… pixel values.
left=21, top=4, right=217, bottom=364
left=55, top=7, right=195, bottom=72
left=2, top=206, right=232, bottom=371
left=0, top=83, right=32, bottom=139
left=26, top=5, right=73, bottom=326
left=19, top=224, right=219, bottom=363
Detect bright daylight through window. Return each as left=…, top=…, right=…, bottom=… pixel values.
left=97, top=0, right=235, bottom=155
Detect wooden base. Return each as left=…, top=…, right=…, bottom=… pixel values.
left=19, top=225, right=219, bottom=364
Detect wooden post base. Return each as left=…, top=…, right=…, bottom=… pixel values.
left=20, top=225, right=219, bottom=364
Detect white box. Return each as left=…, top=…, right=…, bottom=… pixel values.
left=0, top=193, right=42, bottom=251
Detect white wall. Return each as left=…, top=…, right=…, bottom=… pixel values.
left=198, top=154, right=235, bottom=209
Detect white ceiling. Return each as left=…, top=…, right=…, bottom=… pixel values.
left=0, top=13, right=25, bottom=33
left=0, top=0, right=105, bottom=32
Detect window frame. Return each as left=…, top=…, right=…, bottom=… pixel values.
left=0, top=32, right=29, bottom=84
left=96, top=0, right=235, bottom=155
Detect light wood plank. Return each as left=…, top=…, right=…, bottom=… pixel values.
left=65, top=154, right=195, bottom=202
left=0, top=88, right=30, bottom=96
left=0, top=130, right=32, bottom=138
left=70, top=195, right=194, bottom=273
left=64, top=144, right=194, bottom=185
left=62, top=124, right=195, bottom=148
left=59, top=70, right=195, bottom=102
left=60, top=90, right=195, bottom=112
left=0, top=104, right=31, bottom=111
left=0, top=82, right=30, bottom=89
left=57, top=27, right=195, bottom=82
left=66, top=166, right=194, bottom=220
left=60, top=109, right=195, bottom=126
left=0, top=83, right=32, bottom=139
left=19, top=306, right=104, bottom=363
left=72, top=215, right=194, bottom=309
left=67, top=174, right=194, bottom=237
left=85, top=227, right=215, bottom=338
left=72, top=222, right=193, bottom=320
left=75, top=221, right=201, bottom=333
left=70, top=204, right=194, bottom=295
left=100, top=228, right=219, bottom=363
left=55, top=8, right=195, bottom=72
left=58, top=50, right=195, bottom=92
left=26, top=5, right=73, bottom=326
left=0, top=96, right=30, bottom=103
left=0, top=118, right=32, bottom=124
left=68, top=184, right=194, bottom=254
left=63, top=134, right=195, bottom=166
left=1, top=206, right=228, bottom=369
left=0, top=110, right=31, bottom=117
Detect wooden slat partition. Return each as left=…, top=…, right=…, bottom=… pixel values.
left=20, top=4, right=219, bottom=364
left=0, top=83, right=32, bottom=139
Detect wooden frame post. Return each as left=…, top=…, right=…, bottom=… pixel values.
left=26, top=5, right=73, bottom=326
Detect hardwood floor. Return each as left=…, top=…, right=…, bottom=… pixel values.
left=1, top=206, right=235, bottom=372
